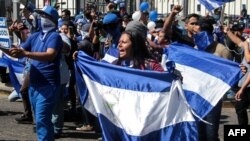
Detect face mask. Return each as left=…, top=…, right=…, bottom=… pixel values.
left=212, top=14, right=220, bottom=21
left=41, top=17, right=56, bottom=33
left=194, top=31, right=214, bottom=51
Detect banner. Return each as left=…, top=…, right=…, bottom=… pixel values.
left=0, top=17, right=11, bottom=50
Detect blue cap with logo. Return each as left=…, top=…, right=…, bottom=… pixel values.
left=34, top=6, right=59, bottom=24
left=103, top=13, right=118, bottom=24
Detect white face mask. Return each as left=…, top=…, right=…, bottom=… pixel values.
left=41, top=17, right=56, bottom=33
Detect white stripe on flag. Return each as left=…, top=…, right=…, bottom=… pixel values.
left=14, top=72, right=24, bottom=86
left=83, top=74, right=195, bottom=136
left=176, top=63, right=230, bottom=106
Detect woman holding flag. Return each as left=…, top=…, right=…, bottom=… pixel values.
left=116, top=29, right=164, bottom=72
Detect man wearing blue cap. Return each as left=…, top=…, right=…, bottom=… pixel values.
left=101, top=13, right=121, bottom=57
left=9, top=5, right=63, bottom=141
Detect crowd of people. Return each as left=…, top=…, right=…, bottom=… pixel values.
left=0, top=1, right=250, bottom=141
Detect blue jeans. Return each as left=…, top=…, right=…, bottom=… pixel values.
left=29, top=85, right=58, bottom=141
left=198, top=99, right=222, bottom=141
left=52, top=84, right=66, bottom=134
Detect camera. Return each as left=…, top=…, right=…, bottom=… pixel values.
left=231, top=22, right=245, bottom=31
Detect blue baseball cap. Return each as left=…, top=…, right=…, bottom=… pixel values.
left=35, top=6, right=59, bottom=24
left=103, top=13, right=118, bottom=24
left=25, top=1, right=35, bottom=13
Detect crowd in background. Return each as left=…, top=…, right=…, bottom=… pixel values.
left=0, top=0, right=250, bottom=141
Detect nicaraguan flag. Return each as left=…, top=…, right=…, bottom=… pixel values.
left=0, top=53, right=24, bottom=94
left=75, top=51, right=198, bottom=141
left=162, top=42, right=242, bottom=118
left=199, top=0, right=235, bottom=11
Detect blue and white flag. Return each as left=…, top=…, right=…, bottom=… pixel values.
left=199, top=0, right=235, bottom=11
left=75, top=51, right=198, bottom=141
left=162, top=42, right=242, bottom=118
left=0, top=53, right=24, bottom=94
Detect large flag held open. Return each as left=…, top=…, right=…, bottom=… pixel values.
left=75, top=42, right=242, bottom=141
left=75, top=52, right=198, bottom=141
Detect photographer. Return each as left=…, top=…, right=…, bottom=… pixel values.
left=224, top=21, right=246, bottom=63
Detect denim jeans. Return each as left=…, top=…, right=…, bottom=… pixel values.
left=52, top=83, right=66, bottom=134
left=29, top=85, right=58, bottom=141
left=198, top=99, right=222, bottom=141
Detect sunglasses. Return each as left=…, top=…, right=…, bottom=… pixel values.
left=190, top=22, right=199, bottom=25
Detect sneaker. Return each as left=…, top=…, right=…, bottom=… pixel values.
left=76, top=125, right=93, bottom=131
left=8, top=90, right=21, bottom=102
left=15, top=115, right=33, bottom=124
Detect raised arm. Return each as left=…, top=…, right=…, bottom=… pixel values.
left=224, top=26, right=250, bottom=63
left=162, top=5, right=183, bottom=33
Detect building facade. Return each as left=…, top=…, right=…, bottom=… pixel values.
left=156, top=0, right=250, bottom=17
left=1, top=0, right=250, bottom=19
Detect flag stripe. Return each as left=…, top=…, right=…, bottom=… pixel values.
left=77, top=51, right=174, bottom=92
left=99, top=114, right=198, bottom=141
left=174, top=61, right=229, bottom=117
left=176, top=63, right=230, bottom=106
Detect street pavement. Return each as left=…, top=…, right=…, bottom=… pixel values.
left=0, top=82, right=249, bottom=141
left=0, top=82, right=100, bottom=141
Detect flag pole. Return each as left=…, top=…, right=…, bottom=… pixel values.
left=220, top=4, right=226, bottom=25
left=182, top=0, right=188, bottom=18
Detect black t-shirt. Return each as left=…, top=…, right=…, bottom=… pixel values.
left=172, top=25, right=195, bottom=47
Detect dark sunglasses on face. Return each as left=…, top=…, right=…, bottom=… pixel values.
left=190, top=22, right=199, bottom=25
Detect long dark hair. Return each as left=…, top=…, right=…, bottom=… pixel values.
left=117, top=30, right=152, bottom=69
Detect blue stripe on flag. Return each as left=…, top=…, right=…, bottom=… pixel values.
left=76, top=51, right=173, bottom=92
left=98, top=114, right=198, bottom=141
left=74, top=62, right=89, bottom=105
left=184, top=90, right=213, bottom=117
